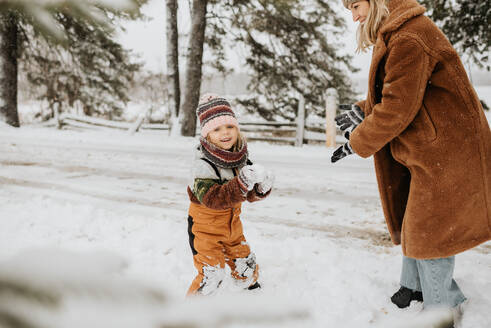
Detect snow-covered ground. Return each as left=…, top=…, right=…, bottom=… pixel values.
left=1, top=121, right=490, bottom=327
left=476, top=85, right=491, bottom=109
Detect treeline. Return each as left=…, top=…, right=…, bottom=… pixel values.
left=0, top=0, right=489, bottom=136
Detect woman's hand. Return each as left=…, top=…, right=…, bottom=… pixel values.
left=335, top=104, right=364, bottom=139
left=331, top=142, right=354, bottom=163
left=331, top=104, right=363, bottom=163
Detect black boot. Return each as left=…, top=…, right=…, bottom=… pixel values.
left=247, top=282, right=261, bottom=290
left=391, top=286, right=423, bottom=308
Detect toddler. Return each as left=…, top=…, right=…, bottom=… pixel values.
left=186, top=94, right=273, bottom=295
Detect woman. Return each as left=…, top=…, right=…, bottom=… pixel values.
left=332, top=0, right=491, bottom=320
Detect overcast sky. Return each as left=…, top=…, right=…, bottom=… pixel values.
left=116, top=0, right=372, bottom=79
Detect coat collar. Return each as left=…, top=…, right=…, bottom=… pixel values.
left=380, top=0, right=426, bottom=35
left=365, top=0, right=426, bottom=111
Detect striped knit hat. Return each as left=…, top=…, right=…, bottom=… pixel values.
left=197, top=94, right=239, bottom=137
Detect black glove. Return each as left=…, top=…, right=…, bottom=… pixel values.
left=331, top=142, right=353, bottom=163
left=335, top=104, right=364, bottom=140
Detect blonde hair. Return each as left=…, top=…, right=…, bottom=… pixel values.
left=232, top=130, right=246, bottom=152
left=356, top=0, right=389, bottom=52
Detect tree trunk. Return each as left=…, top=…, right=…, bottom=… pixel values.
left=180, top=0, right=207, bottom=137
left=166, top=0, right=181, bottom=136
left=0, top=11, right=19, bottom=127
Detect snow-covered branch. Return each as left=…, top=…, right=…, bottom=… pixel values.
left=0, top=248, right=309, bottom=328
left=0, top=0, right=139, bottom=41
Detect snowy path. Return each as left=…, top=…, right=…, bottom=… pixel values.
left=0, top=126, right=490, bottom=327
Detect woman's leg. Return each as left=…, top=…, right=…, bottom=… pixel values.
left=391, top=256, right=424, bottom=308
left=415, top=256, right=466, bottom=308
left=400, top=255, right=422, bottom=291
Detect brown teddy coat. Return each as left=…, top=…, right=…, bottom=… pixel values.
left=350, top=0, right=491, bottom=259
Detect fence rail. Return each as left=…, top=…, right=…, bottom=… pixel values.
left=47, top=89, right=342, bottom=146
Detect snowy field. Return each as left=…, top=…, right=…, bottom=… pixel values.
left=1, top=114, right=490, bottom=327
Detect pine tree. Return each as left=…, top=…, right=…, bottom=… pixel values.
left=421, top=0, right=490, bottom=70
left=0, top=0, right=142, bottom=126
left=20, top=13, right=142, bottom=120
left=207, top=0, right=358, bottom=121
left=0, top=0, right=139, bottom=42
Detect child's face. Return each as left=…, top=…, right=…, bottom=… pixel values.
left=207, top=125, right=239, bottom=150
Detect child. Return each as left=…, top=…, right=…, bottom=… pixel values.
left=186, top=94, right=274, bottom=296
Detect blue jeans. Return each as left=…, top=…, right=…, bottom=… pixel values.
left=400, top=255, right=466, bottom=308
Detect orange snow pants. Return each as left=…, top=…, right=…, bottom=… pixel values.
left=187, top=202, right=259, bottom=295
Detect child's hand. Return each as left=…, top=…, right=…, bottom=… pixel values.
left=257, top=169, right=274, bottom=194
left=238, top=164, right=265, bottom=191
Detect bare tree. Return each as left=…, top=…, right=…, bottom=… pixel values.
left=166, top=0, right=181, bottom=136
left=180, top=0, right=208, bottom=137
left=0, top=11, right=18, bottom=127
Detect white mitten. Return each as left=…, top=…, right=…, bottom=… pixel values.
left=238, top=164, right=265, bottom=191
left=257, top=169, right=274, bottom=194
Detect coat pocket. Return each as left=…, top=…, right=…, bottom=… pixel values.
left=399, top=103, right=437, bottom=146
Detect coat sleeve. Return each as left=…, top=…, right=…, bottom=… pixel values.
left=198, top=177, right=248, bottom=210
left=246, top=185, right=271, bottom=202
left=191, top=159, right=248, bottom=210
left=350, top=35, right=435, bottom=157
left=355, top=100, right=367, bottom=113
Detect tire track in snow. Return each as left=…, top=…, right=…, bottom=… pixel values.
left=0, top=176, right=173, bottom=209
left=4, top=174, right=491, bottom=255
left=0, top=160, right=378, bottom=205
left=2, top=156, right=488, bottom=255
left=0, top=160, right=187, bottom=185
left=0, top=175, right=391, bottom=246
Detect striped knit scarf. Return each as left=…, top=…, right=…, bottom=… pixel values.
left=200, top=137, right=248, bottom=169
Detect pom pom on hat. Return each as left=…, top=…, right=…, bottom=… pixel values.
left=196, top=94, right=239, bottom=137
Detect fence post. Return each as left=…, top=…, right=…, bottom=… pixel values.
left=54, top=103, right=63, bottom=129
left=295, top=94, right=305, bottom=147
left=325, top=88, right=338, bottom=147
left=128, top=113, right=145, bottom=135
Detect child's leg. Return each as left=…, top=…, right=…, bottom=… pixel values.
left=223, top=216, right=259, bottom=288
left=187, top=255, right=225, bottom=295
left=227, top=251, right=259, bottom=287
left=415, top=256, right=466, bottom=308
left=400, top=255, right=422, bottom=291
left=224, top=243, right=259, bottom=288
left=187, top=216, right=226, bottom=296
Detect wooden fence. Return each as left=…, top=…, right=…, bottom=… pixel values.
left=240, top=90, right=342, bottom=146
left=47, top=89, right=343, bottom=147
